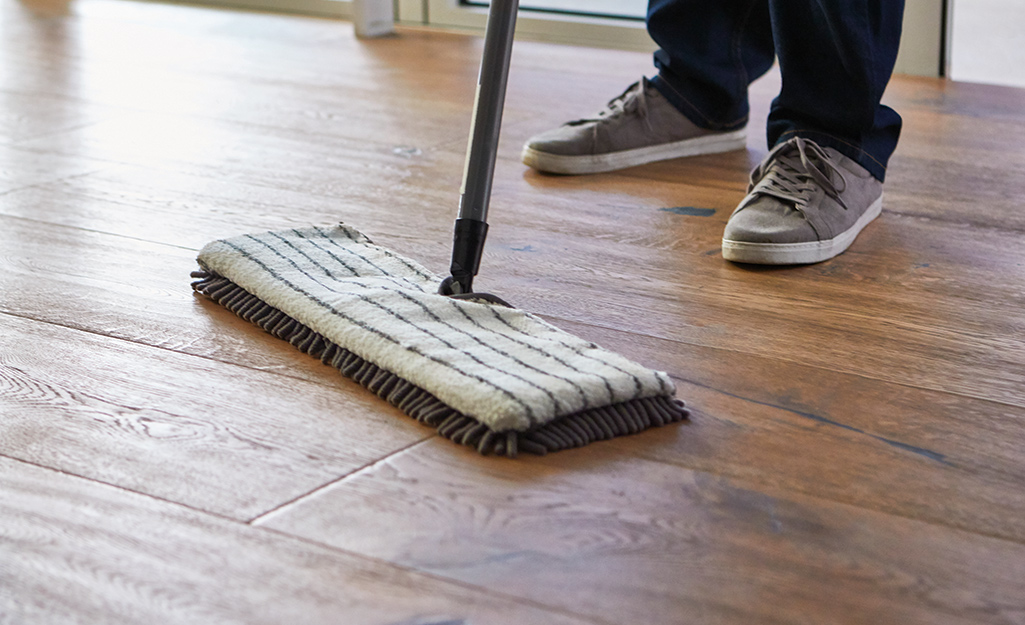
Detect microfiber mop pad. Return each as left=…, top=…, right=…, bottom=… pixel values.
left=192, top=224, right=687, bottom=456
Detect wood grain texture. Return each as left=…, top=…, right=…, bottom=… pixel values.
left=6, top=210, right=1024, bottom=541
left=4, top=0, right=1025, bottom=621
left=0, top=311, right=431, bottom=519
left=8, top=138, right=1024, bottom=420
left=0, top=145, right=106, bottom=194
left=0, top=214, right=351, bottom=382
left=0, top=457, right=596, bottom=625
left=258, top=438, right=1025, bottom=625
left=550, top=318, right=1025, bottom=544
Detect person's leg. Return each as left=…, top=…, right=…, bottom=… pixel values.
left=520, top=0, right=773, bottom=175
left=647, top=0, right=775, bottom=132
left=767, top=0, right=905, bottom=182
left=721, top=0, right=906, bottom=264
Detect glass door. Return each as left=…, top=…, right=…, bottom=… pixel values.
left=423, top=0, right=655, bottom=51
left=463, top=0, right=646, bottom=20
left=421, top=0, right=946, bottom=76
left=172, top=0, right=945, bottom=78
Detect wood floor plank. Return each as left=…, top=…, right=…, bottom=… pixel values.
left=8, top=107, right=478, bottom=214
left=5, top=209, right=1023, bottom=543
left=483, top=218, right=1025, bottom=411
left=0, top=214, right=336, bottom=379
left=0, top=311, right=431, bottom=520
left=0, top=456, right=597, bottom=625
left=548, top=318, right=1025, bottom=545
left=5, top=145, right=1025, bottom=414
left=0, top=91, right=112, bottom=143
left=258, top=438, right=1025, bottom=625
left=5, top=0, right=1025, bottom=622
left=0, top=144, right=106, bottom=194
left=887, top=74, right=1025, bottom=124
left=5, top=48, right=479, bottom=151
left=3, top=0, right=665, bottom=153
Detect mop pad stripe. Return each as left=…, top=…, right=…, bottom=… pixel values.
left=238, top=236, right=554, bottom=424
left=273, top=231, right=426, bottom=294
left=283, top=230, right=656, bottom=412
left=484, top=306, right=619, bottom=403
left=270, top=231, right=597, bottom=414
left=320, top=224, right=435, bottom=282
left=300, top=229, right=430, bottom=293
left=388, top=289, right=582, bottom=411
left=297, top=227, right=657, bottom=409
left=220, top=238, right=541, bottom=424
left=483, top=304, right=651, bottom=401
left=248, top=234, right=615, bottom=424
left=196, top=226, right=686, bottom=446
left=442, top=296, right=596, bottom=408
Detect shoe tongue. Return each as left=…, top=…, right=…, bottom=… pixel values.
left=775, top=144, right=832, bottom=183
left=563, top=80, right=649, bottom=127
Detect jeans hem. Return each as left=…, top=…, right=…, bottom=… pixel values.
left=776, top=129, right=889, bottom=182
left=650, top=73, right=749, bottom=132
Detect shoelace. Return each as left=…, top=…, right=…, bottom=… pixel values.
left=747, top=137, right=848, bottom=211
left=565, top=78, right=654, bottom=135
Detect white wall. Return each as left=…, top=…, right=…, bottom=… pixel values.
left=895, top=0, right=945, bottom=76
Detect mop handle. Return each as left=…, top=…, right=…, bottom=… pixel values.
left=441, top=0, right=519, bottom=296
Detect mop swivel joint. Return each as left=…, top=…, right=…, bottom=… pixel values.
left=440, top=218, right=489, bottom=295
left=439, top=218, right=513, bottom=307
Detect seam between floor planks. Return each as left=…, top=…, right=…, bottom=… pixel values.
left=1, top=452, right=615, bottom=625
left=0, top=210, right=200, bottom=252
left=3, top=105, right=471, bottom=168
left=536, top=312, right=1025, bottom=414
left=0, top=310, right=438, bottom=499
left=0, top=451, right=246, bottom=525
left=7, top=207, right=1023, bottom=417
left=258, top=526, right=628, bottom=625
left=677, top=375, right=952, bottom=466
left=245, top=437, right=434, bottom=523
left=10, top=304, right=1020, bottom=553
left=654, top=379, right=1025, bottom=549
left=0, top=164, right=111, bottom=200
left=4, top=226, right=1020, bottom=536
left=884, top=206, right=1025, bottom=237
left=11, top=298, right=1021, bottom=552
left=271, top=426, right=1025, bottom=553
left=248, top=382, right=1025, bottom=554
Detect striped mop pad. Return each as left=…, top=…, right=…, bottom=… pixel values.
left=191, top=225, right=687, bottom=456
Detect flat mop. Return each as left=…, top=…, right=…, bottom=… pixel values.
left=191, top=0, right=688, bottom=456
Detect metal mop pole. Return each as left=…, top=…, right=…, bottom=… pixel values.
left=439, top=0, right=519, bottom=296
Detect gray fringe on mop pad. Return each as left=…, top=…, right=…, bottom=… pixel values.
left=192, top=224, right=687, bottom=456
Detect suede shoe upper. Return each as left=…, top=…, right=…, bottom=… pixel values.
left=721, top=137, right=884, bottom=264
left=526, top=77, right=721, bottom=157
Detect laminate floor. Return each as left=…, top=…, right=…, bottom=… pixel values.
left=3, top=1, right=1024, bottom=623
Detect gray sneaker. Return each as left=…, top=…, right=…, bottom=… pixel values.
left=521, top=77, right=747, bottom=175
left=721, top=137, right=883, bottom=265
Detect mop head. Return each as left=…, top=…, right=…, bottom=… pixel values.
left=191, top=224, right=687, bottom=456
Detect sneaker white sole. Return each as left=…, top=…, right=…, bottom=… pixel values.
left=721, top=195, right=883, bottom=265
left=521, top=129, right=747, bottom=175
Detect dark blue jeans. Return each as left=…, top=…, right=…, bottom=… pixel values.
left=647, top=0, right=905, bottom=181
